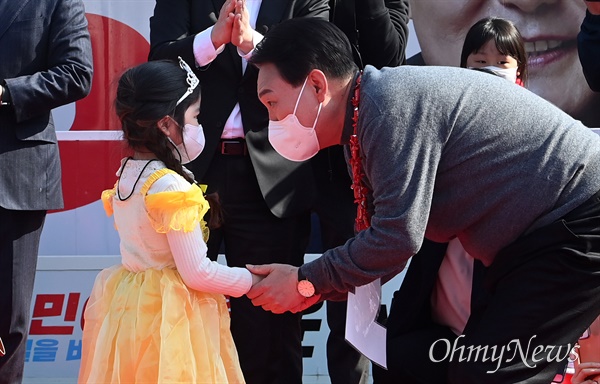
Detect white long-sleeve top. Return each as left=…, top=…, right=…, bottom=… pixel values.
left=108, top=159, right=252, bottom=297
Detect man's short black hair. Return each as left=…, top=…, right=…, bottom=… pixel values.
left=250, top=18, right=358, bottom=87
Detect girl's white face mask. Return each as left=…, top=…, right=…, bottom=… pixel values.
left=268, top=77, right=322, bottom=162
left=470, top=65, right=518, bottom=84
left=170, top=122, right=205, bottom=164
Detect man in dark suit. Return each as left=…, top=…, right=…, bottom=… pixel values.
left=321, top=1, right=409, bottom=383
left=0, top=0, right=93, bottom=382
left=148, top=1, right=328, bottom=382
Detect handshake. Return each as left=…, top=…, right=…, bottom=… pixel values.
left=245, top=263, right=321, bottom=314
left=211, top=0, right=258, bottom=55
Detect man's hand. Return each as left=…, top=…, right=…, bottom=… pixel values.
left=572, top=362, right=600, bottom=384
left=246, top=263, right=321, bottom=314
left=231, top=0, right=255, bottom=54
left=211, top=0, right=236, bottom=49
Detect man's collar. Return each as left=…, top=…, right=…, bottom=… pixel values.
left=341, top=70, right=361, bottom=145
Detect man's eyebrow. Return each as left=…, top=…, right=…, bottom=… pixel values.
left=258, top=88, right=273, bottom=98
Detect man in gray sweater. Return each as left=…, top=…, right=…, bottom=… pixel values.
left=246, top=18, right=600, bottom=383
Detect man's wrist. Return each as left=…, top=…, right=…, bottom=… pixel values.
left=298, top=267, right=307, bottom=283
left=297, top=267, right=316, bottom=298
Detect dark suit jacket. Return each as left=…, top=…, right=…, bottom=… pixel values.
left=148, top=0, right=329, bottom=218
left=310, top=0, right=409, bottom=249
left=579, top=10, right=600, bottom=92
left=0, top=0, right=93, bottom=211
left=330, top=0, right=409, bottom=69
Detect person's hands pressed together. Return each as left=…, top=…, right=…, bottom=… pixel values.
left=211, top=0, right=236, bottom=49
left=231, top=0, right=255, bottom=55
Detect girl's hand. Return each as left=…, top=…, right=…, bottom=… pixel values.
left=250, top=272, right=264, bottom=287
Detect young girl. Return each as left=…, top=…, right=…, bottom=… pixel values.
left=460, top=16, right=528, bottom=86
left=78, top=59, right=258, bottom=383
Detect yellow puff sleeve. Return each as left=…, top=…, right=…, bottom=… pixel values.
left=101, top=184, right=117, bottom=217
left=144, top=179, right=211, bottom=242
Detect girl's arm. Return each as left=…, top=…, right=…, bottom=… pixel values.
left=167, top=226, right=253, bottom=297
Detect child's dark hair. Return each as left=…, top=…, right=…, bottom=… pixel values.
left=460, top=17, right=528, bottom=85
left=115, top=60, right=222, bottom=228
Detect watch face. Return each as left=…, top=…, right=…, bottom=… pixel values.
left=297, top=280, right=315, bottom=298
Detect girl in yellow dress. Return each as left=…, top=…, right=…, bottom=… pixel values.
left=78, top=58, right=259, bottom=383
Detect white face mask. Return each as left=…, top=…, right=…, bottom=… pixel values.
left=170, top=123, right=205, bottom=164
left=268, top=77, right=322, bottom=162
left=471, top=65, right=518, bottom=84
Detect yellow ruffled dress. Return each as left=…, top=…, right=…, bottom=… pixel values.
left=79, top=161, right=245, bottom=383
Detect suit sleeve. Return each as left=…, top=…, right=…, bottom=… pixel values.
left=578, top=10, right=600, bottom=92
left=148, top=0, right=198, bottom=67
left=4, top=0, right=93, bottom=123
left=355, top=0, right=409, bottom=68
left=295, top=0, right=330, bottom=20
left=148, top=0, right=329, bottom=68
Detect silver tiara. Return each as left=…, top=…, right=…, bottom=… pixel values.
left=176, top=56, right=200, bottom=106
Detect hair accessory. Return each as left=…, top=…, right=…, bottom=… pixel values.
left=176, top=56, right=200, bottom=106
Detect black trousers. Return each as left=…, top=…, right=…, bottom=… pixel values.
left=0, top=208, right=46, bottom=384
left=382, top=189, right=600, bottom=383
left=375, top=240, right=450, bottom=384
left=311, top=147, right=370, bottom=384
left=202, top=152, right=311, bottom=384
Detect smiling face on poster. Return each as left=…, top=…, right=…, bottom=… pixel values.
left=409, top=0, right=600, bottom=128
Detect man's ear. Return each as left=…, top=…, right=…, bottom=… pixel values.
left=308, top=69, right=328, bottom=103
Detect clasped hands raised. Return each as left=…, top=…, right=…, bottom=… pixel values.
left=211, top=0, right=255, bottom=55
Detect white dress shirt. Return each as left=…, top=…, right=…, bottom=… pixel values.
left=430, top=238, right=474, bottom=335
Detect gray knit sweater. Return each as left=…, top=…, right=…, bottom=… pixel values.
left=302, top=65, right=600, bottom=297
